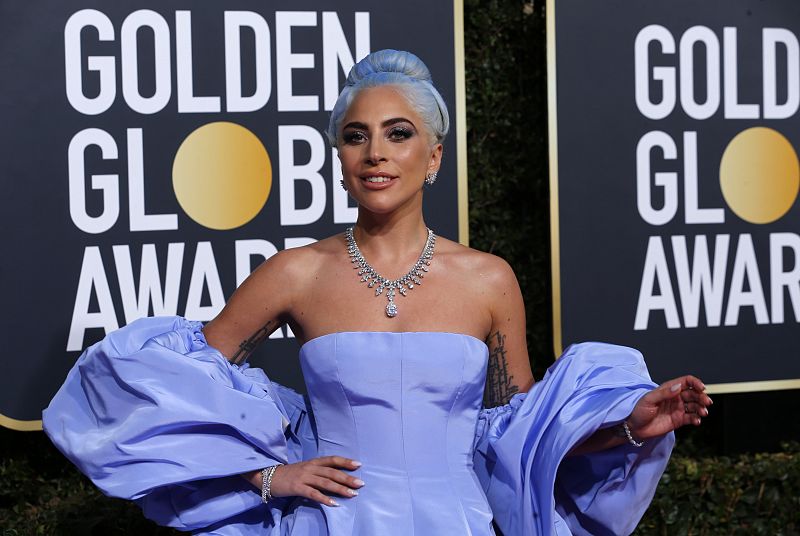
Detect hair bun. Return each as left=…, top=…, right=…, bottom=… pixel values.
left=328, top=49, right=449, bottom=147
left=345, top=49, right=432, bottom=87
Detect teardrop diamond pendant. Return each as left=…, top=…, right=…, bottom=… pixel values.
left=346, top=227, right=436, bottom=318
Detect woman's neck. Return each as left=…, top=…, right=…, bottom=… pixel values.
left=352, top=209, right=430, bottom=269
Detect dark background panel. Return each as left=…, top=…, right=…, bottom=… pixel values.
left=555, top=0, right=800, bottom=385
left=0, top=1, right=461, bottom=422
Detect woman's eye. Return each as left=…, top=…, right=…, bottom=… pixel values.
left=343, top=131, right=366, bottom=144
left=388, top=127, right=413, bottom=141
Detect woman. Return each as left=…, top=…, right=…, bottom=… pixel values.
left=44, top=50, right=711, bottom=535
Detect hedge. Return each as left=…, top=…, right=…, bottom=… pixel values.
left=635, top=442, right=800, bottom=535
left=3, top=428, right=799, bottom=535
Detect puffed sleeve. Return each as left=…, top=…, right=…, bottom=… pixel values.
left=42, top=316, right=317, bottom=533
left=472, top=342, right=674, bottom=536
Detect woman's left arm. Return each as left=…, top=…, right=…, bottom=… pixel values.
left=480, top=254, right=713, bottom=453
left=482, top=256, right=534, bottom=408
left=569, top=375, right=712, bottom=455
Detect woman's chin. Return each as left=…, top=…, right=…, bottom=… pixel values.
left=353, top=191, right=423, bottom=216
left=356, top=201, right=400, bottom=215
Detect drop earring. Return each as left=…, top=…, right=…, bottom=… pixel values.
left=340, top=179, right=348, bottom=191
left=424, top=171, right=438, bottom=185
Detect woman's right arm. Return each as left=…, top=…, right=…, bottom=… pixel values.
left=202, top=247, right=302, bottom=364
left=202, top=247, right=365, bottom=506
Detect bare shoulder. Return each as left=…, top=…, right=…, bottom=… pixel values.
left=434, top=237, right=519, bottom=291
left=248, top=234, right=343, bottom=286
left=435, top=238, right=532, bottom=405
left=204, top=234, right=346, bottom=361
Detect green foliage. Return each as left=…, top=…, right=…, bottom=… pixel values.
left=0, top=428, right=175, bottom=535
left=635, top=442, right=800, bottom=535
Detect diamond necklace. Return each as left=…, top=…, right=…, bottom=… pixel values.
left=345, top=226, right=436, bottom=318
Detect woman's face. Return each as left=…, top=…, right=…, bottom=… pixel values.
left=337, top=85, right=442, bottom=215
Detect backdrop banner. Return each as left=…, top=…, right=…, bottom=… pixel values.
left=0, top=1, right=466, bottom=428
left=549, top=0, right=800, bottom=393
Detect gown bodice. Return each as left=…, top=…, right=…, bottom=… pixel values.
left=288, top=332, right=494, bottom=534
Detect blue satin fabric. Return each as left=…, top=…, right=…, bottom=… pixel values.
left=43, top=317, right=673, bottom=535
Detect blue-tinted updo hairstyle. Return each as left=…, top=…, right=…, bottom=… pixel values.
left=326, top=49, right=450, bottom=147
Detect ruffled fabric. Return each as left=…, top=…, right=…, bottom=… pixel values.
left=473, top=342, right=674, bottom=536
left=44, top=317, right=672, bottom=535
left=42, top=316, right=316, bottom=533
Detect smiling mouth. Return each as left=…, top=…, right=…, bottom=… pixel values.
left=363, top=176, right=395, bottom=183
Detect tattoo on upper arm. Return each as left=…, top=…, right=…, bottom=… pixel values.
left=231, top=321, right=275, bottom=364
left=484, top=330, right=519, bottom=407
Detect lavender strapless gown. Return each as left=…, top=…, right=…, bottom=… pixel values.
left=43, top=317, right=673, bottom=535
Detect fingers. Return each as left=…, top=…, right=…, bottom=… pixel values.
left=679, top=375, right=707, bottom=393
left=650, top=375, right=710, bottom=405
left=303, top=485, right=342, bottom=507
left=318, top=466, right=365, bottom=494
left=680, top=388, right=713, bottom=409
left=669, top=375, right=706, bottom=396
left=308, top=473, right=361, bottom=500
left=682, top=401, right=709, bottom=417
left=318, top=466, right=365, bottom=486
left=644, top=379, right=685, bottom=404
left=635, top=374, right=713, bottom=433
left=311, top=455, right=362, bottom=470
left=297, top=456, right=364, bottom=507
left=679, top=379, right=713, bottom=426
left=683, top=411, right=703, bottom=426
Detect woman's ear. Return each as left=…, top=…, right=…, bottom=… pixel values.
left=428, top=143, right=443, bottom=174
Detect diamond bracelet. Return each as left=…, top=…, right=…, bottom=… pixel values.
left=621, top=421, right=644, bottom=448
left=261, top=464, right=282, bottom=503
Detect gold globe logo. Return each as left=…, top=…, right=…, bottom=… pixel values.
left=719, top=127, right=800, bottom=224
left=172, top=122, right=272, bottom=230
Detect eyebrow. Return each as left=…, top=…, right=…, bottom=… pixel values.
left=342, top=117, right=417, bottom=131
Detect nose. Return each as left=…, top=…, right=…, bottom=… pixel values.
left=365, top=137, right=387, bottom=165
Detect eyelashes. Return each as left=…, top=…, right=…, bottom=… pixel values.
left=388, top=126, right=413, bottom=140
left=342, top=131, right=366, bottom=144
left=342, top=126, right=415, bottom=145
